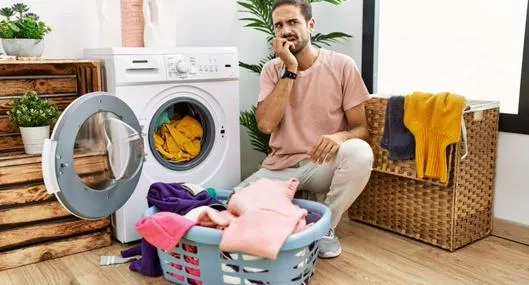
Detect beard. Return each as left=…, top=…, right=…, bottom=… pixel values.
left=290, top=36, right=309, bottom=54
left=283, top=33, right=309, bottom=54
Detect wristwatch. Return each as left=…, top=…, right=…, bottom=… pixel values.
left=280, top=67, right=297, bottom=80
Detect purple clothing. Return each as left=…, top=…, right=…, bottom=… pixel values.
left=148, top=182, right=220, bottom=213
left=305, top=211, right=322, bottom=225
left=123, top=182, right=222, bottom=277
left=121, top=239, right=162, bottom=277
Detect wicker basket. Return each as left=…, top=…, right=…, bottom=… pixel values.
left=349, top=97, right=500, bottom=251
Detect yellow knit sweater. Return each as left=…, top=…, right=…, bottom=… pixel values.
left=403, top=92, right=466, bottom=183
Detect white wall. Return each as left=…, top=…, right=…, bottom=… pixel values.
left=494, top=133, right=529, bottom=225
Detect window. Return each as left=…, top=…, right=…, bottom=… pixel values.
left=362, top=1, right=529, bottom=134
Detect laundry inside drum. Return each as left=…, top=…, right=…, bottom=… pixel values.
left=150, top=99, right=215, bottom=170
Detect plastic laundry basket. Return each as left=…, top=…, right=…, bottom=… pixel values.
left=143, top=189, right=332, bottom=285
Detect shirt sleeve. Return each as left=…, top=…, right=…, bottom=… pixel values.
left=342, top=57, right=370, bottom=110
left=257, top=61, right=280, bottom=103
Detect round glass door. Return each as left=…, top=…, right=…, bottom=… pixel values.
left=42, top=93, right=144, bottom=220
left=74, top=112, right=143, bottom=190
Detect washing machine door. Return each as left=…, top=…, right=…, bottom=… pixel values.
left=41, top=92, right=144, bottom=220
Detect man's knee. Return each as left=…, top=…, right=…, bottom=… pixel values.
left=336, top=138, right=374, bottom=171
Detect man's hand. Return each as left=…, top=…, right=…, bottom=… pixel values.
left=272, top=37, right=298, bottom=70
left=308, top=133, right=349, bottom=164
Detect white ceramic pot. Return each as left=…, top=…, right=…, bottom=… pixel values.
left=19, top=125, right=50, bottom=154
left=2, top=39, right=44, bottom=57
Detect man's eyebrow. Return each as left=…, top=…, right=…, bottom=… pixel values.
left=273, top=18, right=298, bottom=26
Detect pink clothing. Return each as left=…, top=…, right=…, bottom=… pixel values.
left=135, top=212, right=195, bottom=252
left=258, top=49, right=370, bottom=170
left=220, top=178, right=307, bottom=259
left=184, top=206, right=230, bottom=228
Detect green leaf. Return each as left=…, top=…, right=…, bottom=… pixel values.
left=240, top=105, right=271, bottom=154
left=0, top=7, right=14, bottom=19
left=239, top=61, right=263, bottom=74
left=311, top=32, right=352, bottom=47
left=7, top=21, right=19, bottom=32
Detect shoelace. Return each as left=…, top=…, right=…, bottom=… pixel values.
left=323, top=229, right=336, bottom=240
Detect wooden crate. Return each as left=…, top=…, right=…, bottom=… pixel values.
left=0, top=60, right=104, bottom=154
left=0, top=60, right=112, bottom=271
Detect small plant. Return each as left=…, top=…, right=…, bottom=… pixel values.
left=0, top=3, right=51, bottom=39
left=8, top=91, right=60, bottom=127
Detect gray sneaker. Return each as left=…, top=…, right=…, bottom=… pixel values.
left=318, top=229, right=342, bottom=258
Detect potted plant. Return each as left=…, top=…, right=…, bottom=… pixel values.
left=0, top=3, right=51, bottom=57
left=7, top=91, right=60, bottom=154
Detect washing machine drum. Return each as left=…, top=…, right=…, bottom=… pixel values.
left=41, top=92, right=145, bottom=220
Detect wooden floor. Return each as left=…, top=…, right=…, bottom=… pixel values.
left=1, top=217, right=528, bottom=285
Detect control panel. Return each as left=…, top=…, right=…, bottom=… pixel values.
left=165, top=53, right=238, bottom=80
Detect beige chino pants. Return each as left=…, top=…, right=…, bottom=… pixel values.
left=236, top=138, right=374, bottom=228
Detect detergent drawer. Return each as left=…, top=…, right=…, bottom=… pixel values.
left=113, top=54, right=166, bottom=84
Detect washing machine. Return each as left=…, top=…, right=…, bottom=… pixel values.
left=41, top=47, right=241, bottom=243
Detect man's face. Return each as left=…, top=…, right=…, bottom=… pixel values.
left=272, top=5, right=314, bottom=54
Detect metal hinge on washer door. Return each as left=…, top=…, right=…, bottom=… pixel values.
left=42, top=139, right=61, bottom=194
left=139, top=119, right=147, bottom=136
left=138, top=119, right=148, bottom=161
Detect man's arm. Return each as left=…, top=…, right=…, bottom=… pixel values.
left=255, top=75, right=296, bottom=134
left=256, top=38, right=298, bottom=134
left=308, top=103, right=370, bottom=164
left=333, top=103, right=370, bottom=141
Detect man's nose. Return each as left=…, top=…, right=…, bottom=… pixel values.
left=280, top=27, right=293, bottom=37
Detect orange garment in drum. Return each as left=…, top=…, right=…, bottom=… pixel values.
left=154, top=116, right=203, bottom=162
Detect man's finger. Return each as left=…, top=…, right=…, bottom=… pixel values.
left=315, top=140, right=333, bottom=164
left=320, top=141, right=335, bottom=163
left=285, top=41, right=295, bottom=50
left=325, top=145, right=339, bottom=162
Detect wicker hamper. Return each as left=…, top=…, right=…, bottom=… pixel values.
left=349, top=96, right=500, bottom=251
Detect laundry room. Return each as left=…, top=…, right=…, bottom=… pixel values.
left=0, top=0, right=529, bottom=284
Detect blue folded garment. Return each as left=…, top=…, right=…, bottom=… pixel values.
left=380, top=96, right=415, bottom=160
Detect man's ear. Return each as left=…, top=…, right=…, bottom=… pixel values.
left=308, top=18, right=315, bottom=33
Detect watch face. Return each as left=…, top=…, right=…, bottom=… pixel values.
left=280, top=67, right=295, bottom=79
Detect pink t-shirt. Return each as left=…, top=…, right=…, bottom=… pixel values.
left=258, top=49, right=370, bottom=170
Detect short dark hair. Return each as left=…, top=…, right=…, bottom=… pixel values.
left=271, top=0, right=312, bottom=22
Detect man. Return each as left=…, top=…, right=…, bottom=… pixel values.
left=237, top=0, right=374, bottom=258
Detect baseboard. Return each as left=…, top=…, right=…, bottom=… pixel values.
left=493, top=218, right=529, bottom=246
